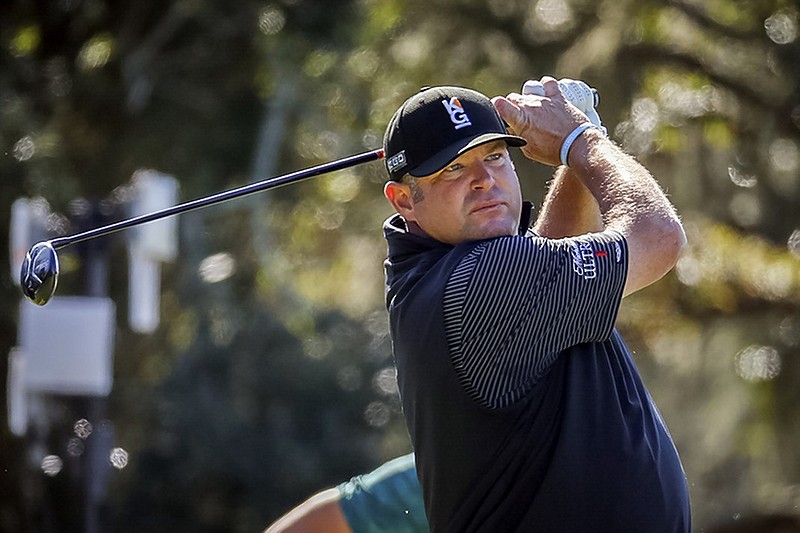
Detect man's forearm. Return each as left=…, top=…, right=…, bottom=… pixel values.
left=492, top=78, right=686, bottom=296
left=533, top=166, right=604, bottom=238
left=264, top=489, right=352, bottom=533
left=567, top=130, right=687, bottom=295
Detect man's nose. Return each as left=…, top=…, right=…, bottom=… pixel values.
left=471, top=164, right=495, bottom=189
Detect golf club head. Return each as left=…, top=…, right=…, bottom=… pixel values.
left=20, top=241, right=59, bottom=306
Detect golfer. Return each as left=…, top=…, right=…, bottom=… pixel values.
left=381, top=77, right=690, bottom=532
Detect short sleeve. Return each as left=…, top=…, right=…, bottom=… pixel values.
left=337, top=454, right=428, bottom=532
left=443, top=230, right=628, bottom=408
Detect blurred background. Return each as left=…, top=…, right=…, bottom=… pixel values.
left=1, top=0, right=799, bottom=531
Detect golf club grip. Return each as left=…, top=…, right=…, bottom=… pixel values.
left=49, top=148, right=385, bottom=250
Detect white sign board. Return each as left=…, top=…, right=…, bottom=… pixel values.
left=128, top=254, right=161, bottom=334
left=6, top=348, right=27, bottom=436
left=18, top=297, right=115, bottom=396
left=129, top=170, right=178, bottom=262
left=128, top=170, right=179, bottom=333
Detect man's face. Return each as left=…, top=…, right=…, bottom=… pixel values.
left=385, top=141, right=523, bottom=245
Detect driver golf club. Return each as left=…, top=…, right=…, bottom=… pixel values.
left=20, top=148, right=385, bottom=306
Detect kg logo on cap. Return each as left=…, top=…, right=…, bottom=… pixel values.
left=442, top=97, right=472, bottom=130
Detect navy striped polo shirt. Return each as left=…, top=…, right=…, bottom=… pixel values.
left=384, top=214, right=691, bottom=532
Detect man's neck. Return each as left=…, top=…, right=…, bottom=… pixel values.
left=405, top=220, right=429, bottom=238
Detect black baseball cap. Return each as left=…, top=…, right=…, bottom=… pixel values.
left=383, top=86, right=526, bottom=182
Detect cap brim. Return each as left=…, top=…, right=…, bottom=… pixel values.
left=408, top=133, right=527, bottom=178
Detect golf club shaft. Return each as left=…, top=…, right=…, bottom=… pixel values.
left=49, top=148, right=385, bottom=250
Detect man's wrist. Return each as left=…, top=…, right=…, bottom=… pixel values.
left=561, top=124, right=607, bottom=168
left=560, top=123, right=605, bottom=167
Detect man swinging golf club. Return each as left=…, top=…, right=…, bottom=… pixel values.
left=380, top=77, right=689, bottom=532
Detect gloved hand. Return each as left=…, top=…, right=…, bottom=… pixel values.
left=522, top=78, right=607, bottom=136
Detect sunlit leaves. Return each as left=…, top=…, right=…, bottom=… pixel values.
left=303, top=49, right=339, bottom=78
left=9, top=24, right=40, bottom=57
left=703, top=0, right=762, bottom=30
left=676, top=218, right=800, bottom=307
left=345, top=48, right=380, bottom=80
left=76, top=33, right=115, bottom=71
left=360, top=0, right=404, bottom=41
left=704, top=120, right=734, bottom=149
left=320, top=171, right=361, bottom=203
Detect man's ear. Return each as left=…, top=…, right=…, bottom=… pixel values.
left=384, top=181, right=416, bottom=221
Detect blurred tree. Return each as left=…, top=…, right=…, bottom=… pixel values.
left=1, top=0, right=402, bottom=531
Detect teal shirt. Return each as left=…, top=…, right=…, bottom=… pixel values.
left=337, top=454, right=428, bottom=533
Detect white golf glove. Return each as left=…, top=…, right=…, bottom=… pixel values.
left=522, top=78, right=607, bottom=136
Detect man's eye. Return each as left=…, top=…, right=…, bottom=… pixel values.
left=486, top=152, right=504, bottom=162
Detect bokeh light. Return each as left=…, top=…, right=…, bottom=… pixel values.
left=735, top=345, right=781, bottom=382
left=77, top=34, right=114, bottom=71
left=337, top=365, right=362, bottom=391
left=314, top=204, right=346, bottom=230
left=13, top=135, right=36, bottom=161
left=675, top=255, right=702, bottom=286
left=322, top=172, right=361, bottom=203
left=372, top=367, right=399, bottom=397
left=10, top=25, right=40, bottom=58
left=109, top=447, right=129, bottom=470
left=199, top=253, right=236, bottom=284
left=788, top=230, right=800, bottom=257
left=728, top=166, right=757, bottom=188
left=258, top=5, right=286, bottom=35
left=765, top=9, right=799, bottom=44
left=524, top=0, right=574, bottom=39
left=74, top=418, right=93, bottom=439
left=769, top=138, right=799, bottom=173
left=302, top=334, right=333, bottom=360
left=728, top=192, right=762, bottom=227
left=67, top=437, right=85, bottom=457
left=364, top=401, right=391, bottom=427
left=41, top=455, right=63, bottom=477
